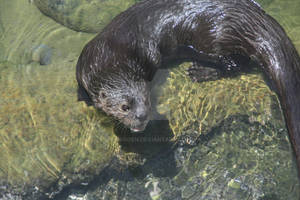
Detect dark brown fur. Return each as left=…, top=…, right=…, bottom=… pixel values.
left=76, top=0, right=300, bottom=177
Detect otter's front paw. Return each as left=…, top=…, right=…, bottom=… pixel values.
left=186, top=62, right=221, bottom=82
left=217, top=55, right=239, bottom=72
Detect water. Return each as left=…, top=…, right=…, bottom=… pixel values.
left=0, top=0, right=299, bottom=199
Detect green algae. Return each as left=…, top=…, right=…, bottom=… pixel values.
left=157, top=63, right=284, bottom=138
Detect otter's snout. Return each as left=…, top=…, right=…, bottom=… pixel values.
left=130, top=107, right=150, bottom=132
left=136, top=113, right=148, bottom=121
left=135, top=102, right=150, bottom=121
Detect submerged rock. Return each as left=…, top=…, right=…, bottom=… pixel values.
left=32, top=44, right=53, bottom=65
left=0, top=61, right=118, bottom=199
left=157, top=62, right=285, bottom=139
left=64, top=115, right=299, bottom=200
left=33, top=0, right=140, bottom=33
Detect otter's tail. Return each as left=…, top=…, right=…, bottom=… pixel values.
left=243, top=11, right=300, bottom=174
left=215, top=3, right=300, bottom=176
left=254, top=16, right=300, bottom=172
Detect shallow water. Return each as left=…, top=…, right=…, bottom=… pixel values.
left=0, top=0, right=300, bottom=199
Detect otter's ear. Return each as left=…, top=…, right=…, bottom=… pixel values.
left=77, top=84, right=93, bottom=106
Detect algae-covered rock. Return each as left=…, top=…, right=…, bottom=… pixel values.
left=170, top=115, right=299, bottom=200
left=156, top=62, right=284, bottom=139
left=68, top=115, right=299, bottom=200
left=0, top=60, right=119, bottom=199
left=33, top=0, right=140, bottom=33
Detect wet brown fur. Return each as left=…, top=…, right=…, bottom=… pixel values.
left=76, top=0, right=300, bottom=177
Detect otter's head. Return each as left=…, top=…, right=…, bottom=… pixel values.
left=91, top=72, right=151, bottom=132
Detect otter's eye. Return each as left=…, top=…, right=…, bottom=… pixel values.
left=121, top=104, right=130, bottom=112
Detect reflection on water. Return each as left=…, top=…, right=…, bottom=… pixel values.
left=0, top=0, right=300, bottom=199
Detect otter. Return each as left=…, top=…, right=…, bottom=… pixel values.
left=76, top=0, right=300, bottom=176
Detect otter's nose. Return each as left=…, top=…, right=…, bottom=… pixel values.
left=136, top=113, right=147, bottom=121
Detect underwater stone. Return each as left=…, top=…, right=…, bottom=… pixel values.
left=33, top=0, right=140, bottom=33
left=32, top=44, right=53, bottom=65
left=69, top=116, right=299, bottom=200
left=0, top=60, right=118, bottom=199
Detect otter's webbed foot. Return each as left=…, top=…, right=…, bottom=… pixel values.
left=178, top=46, right=243, bottom=76
left=176, top=46, right=250, bottom=82
left=187, top=62, right=221, bottom=82
left=186, top=53, right=251, bottom=82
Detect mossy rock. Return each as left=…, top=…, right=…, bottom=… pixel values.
left=0, top=59, right=119, bottom=199
left=34, top=0, right=140, bottom=33
left=156, top=62, right=284, bottom=139
left=76, top=115, right=299, bottom=200
left=171, top=115, right=299, bottom=200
